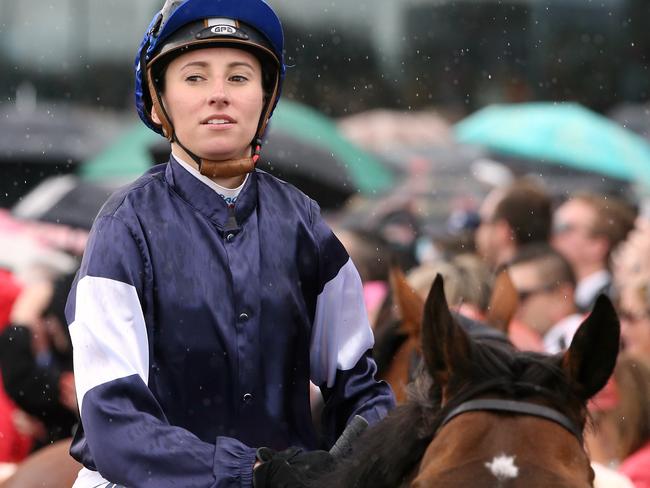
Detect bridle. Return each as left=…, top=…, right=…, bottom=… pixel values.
left=439, top=398, right=584, bottom=444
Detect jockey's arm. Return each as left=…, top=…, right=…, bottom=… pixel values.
left=67, top=215, right=257, bottom=488
left=307, top=200, right=395, bottom=447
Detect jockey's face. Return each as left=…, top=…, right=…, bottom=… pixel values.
left=153, top=47, right=264, bottom=164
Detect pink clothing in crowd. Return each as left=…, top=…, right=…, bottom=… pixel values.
left=0, top=268, right=33, bottom=462
left=620, top=442, right=650, bottom=488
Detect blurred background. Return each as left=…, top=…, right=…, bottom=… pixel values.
left=3, top=0, right=650, bottom=209
left=3, top=2, right=650, bottom=485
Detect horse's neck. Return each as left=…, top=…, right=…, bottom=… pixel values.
left=413, top=412, right=593, bottom=487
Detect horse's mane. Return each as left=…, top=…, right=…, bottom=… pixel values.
left=316, top=336, right=587, bottom=488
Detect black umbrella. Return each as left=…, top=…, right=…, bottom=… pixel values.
left=12, top=175, right=119, bottom=230
left=0, top=104, right=124, bottom=207
left=257, top=130, right=359, bottom=208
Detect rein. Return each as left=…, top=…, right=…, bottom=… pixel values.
left=439, top=398, right=583, bottom=444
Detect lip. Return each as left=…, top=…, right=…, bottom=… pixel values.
left=201, top=114, right=236, bottom=125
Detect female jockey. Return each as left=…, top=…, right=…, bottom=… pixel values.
left=65, top=0, right=395, bottom=487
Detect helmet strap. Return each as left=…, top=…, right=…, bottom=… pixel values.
left=147, top=66, right=176, bottom=142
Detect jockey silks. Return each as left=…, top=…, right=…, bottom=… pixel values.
left=65, top=157, right=394, bottom=488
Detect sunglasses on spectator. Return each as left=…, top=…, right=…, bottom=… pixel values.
left=516, top=283, right=558, bottom=302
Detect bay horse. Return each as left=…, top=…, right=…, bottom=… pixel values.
left=319, top=274, right=619, bottom=487
left=378, top=267, right=517, bottom=403
left=0, top=438, right=80, bottom=488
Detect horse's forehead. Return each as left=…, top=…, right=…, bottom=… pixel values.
left=414, top=412, right=590, bottom=487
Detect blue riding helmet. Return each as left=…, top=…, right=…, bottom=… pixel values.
left=135, top=0, right=285, bottom=142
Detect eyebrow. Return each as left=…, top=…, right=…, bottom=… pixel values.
left=179, top=60, right=256, bottom=70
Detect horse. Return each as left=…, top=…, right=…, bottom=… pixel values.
left=318, top=274, right=620, bottom=487
left=377, top=266, right=517, bottom=403
left=0, top=438, right=81, bottom=488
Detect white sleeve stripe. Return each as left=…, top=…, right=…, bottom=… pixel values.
left=70, top=275, right=149, bottom=412
left=310, top=258, right=374, bottom=388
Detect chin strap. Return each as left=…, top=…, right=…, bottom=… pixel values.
left=171, top=133, right=261, bottom=178
left=196, top=138, right=261, bottom=178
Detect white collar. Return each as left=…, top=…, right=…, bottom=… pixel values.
left=575, top=269, right=611, bottom=309
left=543, top=313, right=583, bottom=354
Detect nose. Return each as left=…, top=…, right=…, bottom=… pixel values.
left=207, top=79, right=230, bottom=105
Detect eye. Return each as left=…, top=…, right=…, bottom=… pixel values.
left=185, top=75, right=205, bottom=83
left=230, top=74, right=249, bottom=83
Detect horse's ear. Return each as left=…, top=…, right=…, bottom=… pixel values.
left=484, top=270, right=518, bottom=334
left=561, top=295, right=620, bottom=399
left=389, top=266, right=424, bottom=340
left=422, top=274, right=471, bottom=385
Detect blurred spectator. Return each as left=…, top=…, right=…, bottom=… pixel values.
left=592, top=464, right=635, bottom=488
left=616, top=281, right=650, bottom=361
left=613, top=217, right=650, bottom=288
left=507, top=244, right=582, bottom=353
left=586, top=375, right=634, bottom=488
left=476, top=178, right=552, bottom=270
left=0, top=270, right=22, bottom=327
left=0, top=269, right=33, bottom=462
left=552, top=192, right=636, bottom=312
left=333, top=227, right=391, bottom=327
left=371, top=208, right=421, bottom=272
left=334, top=227, right=390, bottom=284
left=422, top=209, right=481, bottom=262
left=0, top=269, right=78, bottom=449
left=612, top=356, right=650, bottom=488
left=337, top=195, right=422, bottom=273
left=474, top=179, right=551, bottom=351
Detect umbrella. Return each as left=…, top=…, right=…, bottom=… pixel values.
left=258, top=130, right=358, bottom=208
left=454, top=102, right=650, bottom=186
left=0, top=103, right=124, bottom=207
left=0, top=209, right=79, bottom=276
left=81, top=122, right=161, bottom=182
left=12, top=175, right=119, bottom=231
left=260, top=99, right=396, bottom=202
left=337, top=109, right=454, bottom=151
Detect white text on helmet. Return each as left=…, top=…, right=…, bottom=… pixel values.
left=211, top=25, right=237, bottom=35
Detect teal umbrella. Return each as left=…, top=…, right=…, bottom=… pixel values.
left=80, top=122, right=160, bottom=182
left=454, top=102, right=650, bottom=184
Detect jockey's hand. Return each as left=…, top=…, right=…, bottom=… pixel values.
left=252, top=446, right=334, bottom=488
